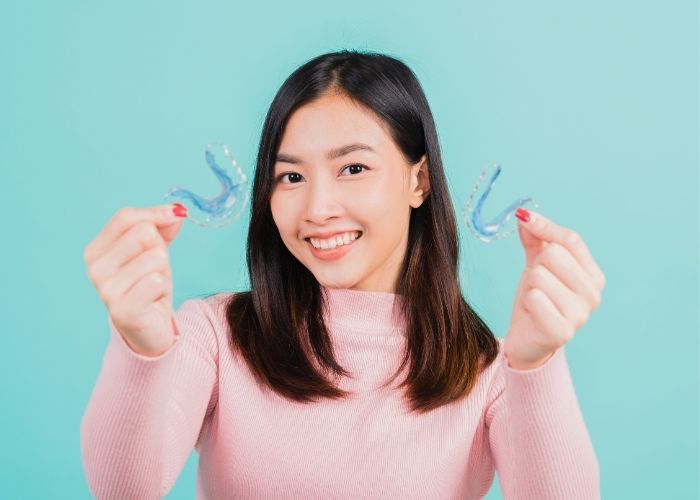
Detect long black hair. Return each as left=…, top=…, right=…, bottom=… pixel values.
left=219, top=49, right=499, bottom=414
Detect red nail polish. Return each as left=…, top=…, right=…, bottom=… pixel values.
left=515, top=208, right=530, bottom=222
left=172, top=204, right=188, bottom=217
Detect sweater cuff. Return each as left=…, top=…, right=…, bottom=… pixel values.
left=107, top=315, right=181, bottom=364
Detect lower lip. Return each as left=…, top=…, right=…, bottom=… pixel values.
left=307, top=234, right=362, bottom=261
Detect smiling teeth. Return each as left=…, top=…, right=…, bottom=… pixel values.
left=310, top=231, right=361, bottom=250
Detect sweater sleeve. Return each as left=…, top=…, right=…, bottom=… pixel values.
left=80, top=298, right=219, bottom=500
left=485, top=341, right=600, bottom=499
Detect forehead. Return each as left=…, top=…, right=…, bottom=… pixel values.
left=277, top=93, right=394, bottom=157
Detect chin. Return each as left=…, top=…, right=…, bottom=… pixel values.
left=314, top=276, right=358, bottom=290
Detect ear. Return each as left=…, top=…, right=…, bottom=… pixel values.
left=409, top=154, right=431, bottom=208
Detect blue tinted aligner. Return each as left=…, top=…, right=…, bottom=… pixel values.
left=461, top=164, right=539, bottom=243
left=164, top=142, right=250, bottom=228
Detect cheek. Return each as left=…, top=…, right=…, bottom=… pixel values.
left=360, top=182, right=406, bottom=220
left=270, top=194, right=291, bottom=235
left=355, top=179, right=399, bottom=211
left=271, top=194, right=305, bottom=248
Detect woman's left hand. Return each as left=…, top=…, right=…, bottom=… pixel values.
left=503, top=209, right=607, bottom=370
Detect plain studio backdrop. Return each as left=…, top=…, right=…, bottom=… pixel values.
left=1, top=0, right=697, bottom=498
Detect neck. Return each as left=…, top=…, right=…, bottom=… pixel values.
left=320, top=284, right=406, bottom=334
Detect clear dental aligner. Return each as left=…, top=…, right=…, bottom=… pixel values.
left=164, top=142, right=250, bottom=228
left=461, top=164, right=539, bottom=243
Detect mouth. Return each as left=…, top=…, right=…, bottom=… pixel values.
left=304, top=231, right=363, bottom=259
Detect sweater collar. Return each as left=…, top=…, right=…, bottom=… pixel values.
left=320, top=285, right=407, bottom=334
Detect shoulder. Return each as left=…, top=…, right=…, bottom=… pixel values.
left=483, top=337, right=508, bottom=398
left=198, top=289, right=253, bottom=325
left=195, top=291, right=244, bottom=329
left=175, top=291, right=242, bottom=340
left=200, top=290, right=238, bottom=313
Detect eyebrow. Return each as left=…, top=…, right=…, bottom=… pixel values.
left=275, top=143, right=376, bottom=164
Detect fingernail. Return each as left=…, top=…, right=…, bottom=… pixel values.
left=515, top=208, right=530, bottom=222
left=172, top=203, right=188, bottom=218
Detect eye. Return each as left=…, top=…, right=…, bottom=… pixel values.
left=275, top=164, right=368, bottom=184
left=276, top=172, right=303, bottom=184
left=341, top=163, right=368, bottom=176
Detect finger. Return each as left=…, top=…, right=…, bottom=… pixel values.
left=84, top=205, right=183, bottom=264
left=519, top=210, right=603, bottom=283
left=537, top=243, right=602, bottom=310
left=100, top=245, right=170, bottom=304
left=527, top=264, right=590, bottom=330
left=115, top=273, right=170, bottom=329
left=89, top=221, right=169, bottom=285
left=523, top=287, right=573, bottom=342
left=124, top=271, right=169, bottom=308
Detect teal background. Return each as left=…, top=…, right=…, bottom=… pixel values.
left=2, top=0, right=697, bottom=498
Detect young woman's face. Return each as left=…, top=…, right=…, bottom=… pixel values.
left=270, top=92, right=429, bottom=293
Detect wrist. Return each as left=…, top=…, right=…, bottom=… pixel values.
left=505, top=350, right=556, bottom=370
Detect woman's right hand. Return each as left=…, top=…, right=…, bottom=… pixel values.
left=83, top=204, right=188, bottom=356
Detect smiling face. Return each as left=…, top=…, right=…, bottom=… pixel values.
left=270, top=91, right=430, bottom=293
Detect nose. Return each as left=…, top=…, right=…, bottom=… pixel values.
left=303, top=177, right=343, bottom=224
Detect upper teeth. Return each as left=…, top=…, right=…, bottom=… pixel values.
left=310, top=231, right=361, bottom=249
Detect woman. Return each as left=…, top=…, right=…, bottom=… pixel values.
left=81, top=50, right=605, bottom=499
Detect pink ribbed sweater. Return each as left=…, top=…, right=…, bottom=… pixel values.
left=80, top=286, right=599, bottom=499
